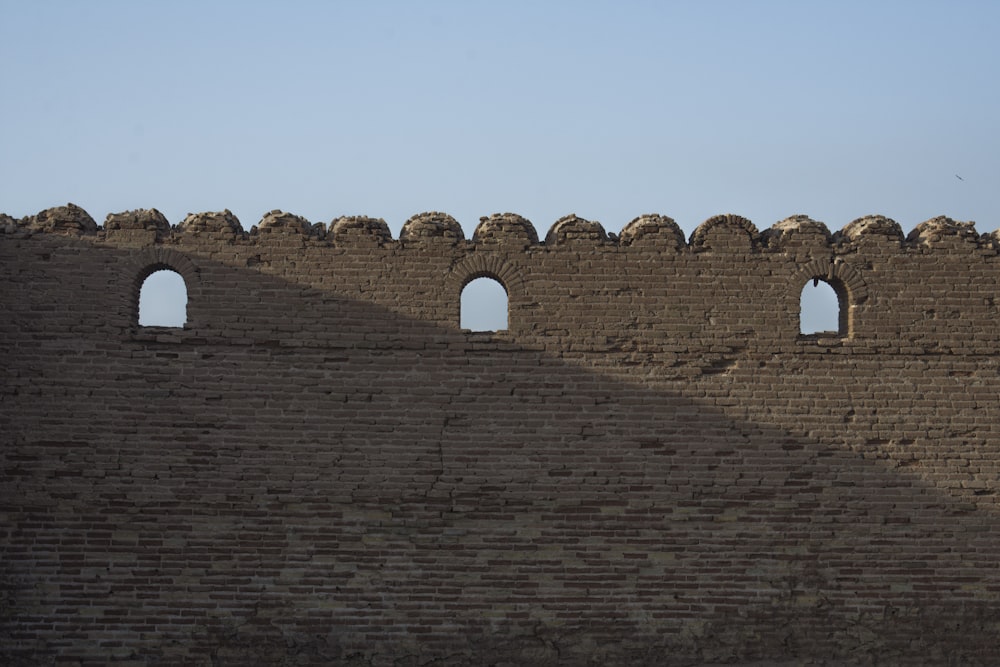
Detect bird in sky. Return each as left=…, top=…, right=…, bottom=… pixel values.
left=955, top=174, right=964, bottom=181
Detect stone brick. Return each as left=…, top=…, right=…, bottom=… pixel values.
left=2, top=205, right=1000, bottom=665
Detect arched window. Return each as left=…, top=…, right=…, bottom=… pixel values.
left=138, top=269, right=187, bottom=327
left=461, top=277, right=508, bottom=331
left=799, top=278, right=843, bottom=335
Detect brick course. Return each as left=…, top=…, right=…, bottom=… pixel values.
left=2, top=204, right=999, bottom=665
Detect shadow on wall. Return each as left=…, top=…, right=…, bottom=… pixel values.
left=2, top=233, right=1000, bottom=665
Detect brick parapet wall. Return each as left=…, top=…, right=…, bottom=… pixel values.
left=2, top=205, right=999, bottom=665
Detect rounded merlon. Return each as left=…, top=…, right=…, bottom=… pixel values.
left=177, top=210, right=244, bottom=236
left=689, top=214, right=758, bottom=250
left=253, top=210, right=315, bottom=236
left=761, top=215, right=832, bottom=249
left=105, top=209, right=171, bottom=236
left=839, top=215, right=904, bottom=244
left=906, top=216, right=979, bottom=247
left=473, top=213, right=539, bottom=246
left=400, top=212, right=465, bottom=244
left=27, top=204, right=99, bottom=235
left=618, top=214, right=685, bottom=250
left=331, top=216, right=392, bottom=245
left=544, top=214, right=608, bottom=245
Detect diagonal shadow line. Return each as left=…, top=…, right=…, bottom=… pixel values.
left=1, top=237, right=999, bottom=666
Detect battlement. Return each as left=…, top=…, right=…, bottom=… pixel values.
left=3, top=203, right=996, bottom=252
left=3, top=204, right=999, bottom=359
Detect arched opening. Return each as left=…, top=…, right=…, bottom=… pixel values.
left=139, top=269, right=188, bottom=327
left=461, top=276, right=508, bottom=331
left=799, top=278, right=843, bottom=335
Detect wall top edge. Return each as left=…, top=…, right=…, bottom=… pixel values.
left=2, top=203, right=996, bottom=252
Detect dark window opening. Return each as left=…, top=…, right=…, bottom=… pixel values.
left=139, top=269, right=187, bottom=327
left=800, top=278, right=843, bottom=335
left=461, top=277, right=508, bottom=331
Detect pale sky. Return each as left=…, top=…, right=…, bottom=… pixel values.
left=3, top=1, right=998, bottom=331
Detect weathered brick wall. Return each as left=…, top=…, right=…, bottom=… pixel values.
left=2, top=204, right=999, bottom=665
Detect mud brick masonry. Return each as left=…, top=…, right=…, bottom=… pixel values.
left=2, top=204, right=1000, bottom=666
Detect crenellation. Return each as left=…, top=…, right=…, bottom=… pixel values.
left=176, top=209, right=244, bottom=238
left=689, top=213, right=759, bottom=253
left=839, top=214, right=905, bottom=245
left=329, top=214, right=392, bottom=246
left=252, top=209, right=316, bottom=237
left=472, top=212, right=539, bottom=246
left=761, top=214, right=833, bottom=252
left=400, top=211, right=465, bottom=244
left=102, top=210, right=166, bottom=248
left=618, top=214, right=686, bottom=250
left=544, top=213, right=609, bottom=245
left=0, top=211, right=17, bottom=232
left=104, top=208, right=171, bottom=237
left=6, top=204, right=999, bottom=257
left=2, top=203, right=1000, bottom=665
left=26, top=203, right=99, bottom=235
left=906, top=215, right=980, bottom=249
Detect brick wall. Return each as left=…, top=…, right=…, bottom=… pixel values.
left=2, top=205, right=999, bottom=665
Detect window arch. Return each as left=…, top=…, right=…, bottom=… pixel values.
left=461, top=276, right=508, bottom=331
left=138, top=268, right=188, bottom=327
left=799, top=277, right=845, bottom=336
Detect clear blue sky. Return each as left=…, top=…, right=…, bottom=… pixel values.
left=3, top=0, right=997, bottom=235
left=3, top=1, right=998, bottom=330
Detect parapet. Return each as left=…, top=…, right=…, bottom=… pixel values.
left=3, top=203, right=998, bottom=355
left=4, top=204, right=996, bottom=255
